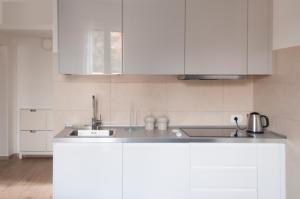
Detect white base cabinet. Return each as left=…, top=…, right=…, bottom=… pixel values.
left=53, top=143, right=285, bottom=199
left=53, top=143, right=123, bottom=199
left=123, top=143, right=189, bottom=199
left=190, top=143, right=285, bottom=199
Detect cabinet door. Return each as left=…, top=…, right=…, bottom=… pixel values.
left=257, top=144, right=285, bottom=199
left=190, top=143, right=258, bottom=199
left=123, top=0, right=185, bottom=74
left=20, top=109, right=47, bottom=131
left=58, top=0, right=122, bottom=75
left=186, top=0, right=247, bottom=75
left=20, top=131, right=47, bottom=152
left=53, top=143, right=122, bottom=199
left=46, top=132, right=54, bottom=152
left=248, top=0, right=272, bottom=74
left=123, top=143, right=189, bottom=199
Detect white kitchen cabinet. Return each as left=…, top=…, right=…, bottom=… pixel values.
left=123, top=0, right=185, bottom=74
left=190, top=143, right=285, bottom=199
left=20, top=131, right=53, bottom=152
left=46, top=132, right=54, bottom=151
left=20, top=109, right=53, bottom=131
left=190, top=143, right=258, bottom=199
left=53, top=143, right=122, bottom=199
left=53, top=142, right=285, bottom=199
left=185, top=0, right=248, bottom=75
left=19, top=109, right=53, bottom=158
left=123, top=143, right=189, bottom=199
left=248, top=0, right=272, bottom=74
left=58, top=0, right=122, bottom=75
left=257, top=144, right=285, bottom=199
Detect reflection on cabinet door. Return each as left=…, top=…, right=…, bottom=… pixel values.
left=123, top=0, right=185, bottom=74
left=58, top=0, right=122, bottom=75
left=186, top=0, right=248, bottom=75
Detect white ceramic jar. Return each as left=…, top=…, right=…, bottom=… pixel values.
left=157, top=116, right=169, bottom=131
left=144, top=116, right=156, bottom=130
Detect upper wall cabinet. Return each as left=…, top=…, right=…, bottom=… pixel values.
left=58, top=0, right=122, bottom=75
left=248, top=0, right=272, bottom=74
left=57, top=0, right=272, bottom=75
left=185, top=0, right=248, bottom=75
left=123, top=0, right=185, bottom=75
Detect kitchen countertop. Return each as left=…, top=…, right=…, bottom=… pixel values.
left=54, top=126, right=287, bottom=143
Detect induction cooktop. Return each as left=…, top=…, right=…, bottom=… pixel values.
left=181, top=128, right=253, bottom=138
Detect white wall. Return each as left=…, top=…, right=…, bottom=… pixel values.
left=0, top=0, right=52, bottom=27
left=0, top=34, right=53, bottom=155
left=16, top=37, right=53, bottom=108
left=0, top=45, right=9, bottom=156
left=273, top=0, right=300, bottom=49
left=254, top=46, right=300, bottom=199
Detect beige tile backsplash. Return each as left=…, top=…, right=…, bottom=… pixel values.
left=254, top=46, right=300, bottom=199
left=52, top=58, right=253, bottom=131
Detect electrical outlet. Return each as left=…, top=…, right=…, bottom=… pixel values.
left=230, top=115, right=243, bottom=124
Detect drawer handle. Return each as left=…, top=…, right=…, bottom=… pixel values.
left=29, top=130, right=37, bottom=133
left=30, top=109, right=37, bottom=112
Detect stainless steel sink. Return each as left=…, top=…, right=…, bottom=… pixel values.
left=70, top=129, right=114, bottom=137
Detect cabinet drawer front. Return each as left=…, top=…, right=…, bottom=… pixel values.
left=20, top=131, right=47, bottom=152
left=46, top=132, right=54, bottom=152
left=191, top=190, right=257, bottom=199
left=191, top=143, right=257, bottom=167
left=191, top=167, right=257, bottom=189
left=20, top=109, right=52, bottom=130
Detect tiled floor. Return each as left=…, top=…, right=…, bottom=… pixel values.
left=0, top=158, right=52, bottom=199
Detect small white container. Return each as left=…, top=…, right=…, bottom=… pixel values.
left=144, top=116, right=156, bottom=130
left=157, top=116, right=169, bottom=131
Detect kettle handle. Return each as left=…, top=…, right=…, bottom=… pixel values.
left=261, top=115, right=269, bottom=128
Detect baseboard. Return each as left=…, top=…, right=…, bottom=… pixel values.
left=21, top=155, right=53, bottom=158
left=0, top=156, right=9, bottom=160
left=0, top=153, right=18, bottom=160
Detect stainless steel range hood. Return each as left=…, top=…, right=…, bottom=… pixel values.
left=177, top=75, right=246, bottom=80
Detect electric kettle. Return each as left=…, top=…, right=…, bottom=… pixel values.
left=247, top=112, right=269, bottom=133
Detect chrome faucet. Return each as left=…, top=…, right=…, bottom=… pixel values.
left=92, top=95, right=102, bottom=130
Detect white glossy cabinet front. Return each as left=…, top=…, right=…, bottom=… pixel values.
left=186, top=0, right=248, bottom=75
left=53, top=143, right=122, bottom=199
left=123, top=143, right=189, bottom=199
left=58, top=0, right=122, bottom=75
left=190, top=143, right=285, bottom=199
left=53, top=143, right=285, bottom=199
left=123, top=0, right=185, bottom=74
left=248, top=0, right=272, bottom=74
